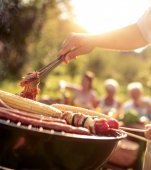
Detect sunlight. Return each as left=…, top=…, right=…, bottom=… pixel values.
left=71, top=0, right=150, bottom=33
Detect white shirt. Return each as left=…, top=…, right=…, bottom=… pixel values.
left=137, top=8, right=151, bottom=43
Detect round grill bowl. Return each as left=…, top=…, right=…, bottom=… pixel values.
left=0, top=119, right=126, bottom=170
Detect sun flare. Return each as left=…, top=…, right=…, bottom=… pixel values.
left=71, top=0, right=150, bottom=33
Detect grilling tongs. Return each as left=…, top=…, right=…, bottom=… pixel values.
left=38, top=47, right=78, bottom=79
left=23, top=47, right=78, bottom=81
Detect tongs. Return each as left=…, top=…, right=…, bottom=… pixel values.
left=38, top=47, right=78, bottom=79
left=38, top=55, right=63, bottom=79
left=23, top=47, right=78, bottom=81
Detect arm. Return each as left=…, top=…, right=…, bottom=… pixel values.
left=59, top=23, right=148, bottom=62
left=90, top=91, right=99, bottom=108
left=59, top=80, right=81, bottom=92
left=92, top=24, right=147, bottom=50
left=65, top=84, right=81, bottom=92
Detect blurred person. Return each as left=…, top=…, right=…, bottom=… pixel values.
left=123, top=83, right=151, bottom=170
left=99, top=79, right=122, bottom=118
left=59, top=71, right=98, bottom=109
left=59, top=8, right=151, bottom=62
left=123, top=82, right=151, bottom=120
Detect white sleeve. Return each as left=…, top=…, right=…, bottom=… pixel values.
left=137, top=8, right=151, bottom=43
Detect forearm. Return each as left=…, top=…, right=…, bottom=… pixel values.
left=59, top=23, right=149, bottom=61
left=65, top=84, right=81, bottom=91
left=91, top=23, right=148, bottom=51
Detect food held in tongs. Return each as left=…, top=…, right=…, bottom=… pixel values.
left=19, top=71, right=40, bottom=100
left=19, top=48, right=77, bottom=100
left=19, top=57, right=63, bottom=100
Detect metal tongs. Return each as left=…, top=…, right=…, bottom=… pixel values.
left=22, top=47, right=78, bottom=81
left=38, top=47, right=78, bottom=79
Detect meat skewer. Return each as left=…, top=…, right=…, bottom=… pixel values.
left=61, top=111, right=119, bottom=136
left=52, top=104, right=119, bottom=135
left=60, top=110, right=151, bottom=140
left=52, top=104, right=151, bottom=139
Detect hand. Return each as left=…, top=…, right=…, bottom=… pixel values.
left=59, top=33, right=95, bottom=63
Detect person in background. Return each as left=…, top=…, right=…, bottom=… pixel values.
left=59, top=71, right=98, bottom=109
left=123, top=82, right=151, bottom=120
left=99, top=79, right=122, bottom=118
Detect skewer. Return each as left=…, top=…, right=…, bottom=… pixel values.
left=120, top=126, right=146, bottom=133
left=112, top=128, right=151, bottom=143
left=124, top=131, right=151, bottom=143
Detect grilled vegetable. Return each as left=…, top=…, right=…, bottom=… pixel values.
left=0, top=90, right=62, bottom=118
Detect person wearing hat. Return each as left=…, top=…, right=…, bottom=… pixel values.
left=99, top=79, right=122, bottom=117
left=123, top=82, right=151, bottom=120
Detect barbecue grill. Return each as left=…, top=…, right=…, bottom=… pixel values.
left=0, top=118, right=126, bottom=170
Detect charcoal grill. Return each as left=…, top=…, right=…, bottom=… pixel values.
left=0, top=118, right=126, bottom=170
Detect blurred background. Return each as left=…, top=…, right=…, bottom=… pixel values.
left=0, top=0, right=151, bottom=101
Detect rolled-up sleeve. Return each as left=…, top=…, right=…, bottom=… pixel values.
left=137, top=8, right=151, bottom=43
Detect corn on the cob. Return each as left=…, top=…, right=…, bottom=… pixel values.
left=52, top=103, right=110, bottom=119
left=0, top=90, right=62, bottom=117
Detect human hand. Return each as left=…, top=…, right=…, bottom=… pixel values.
left=59, top=33, right=95, bottom=63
